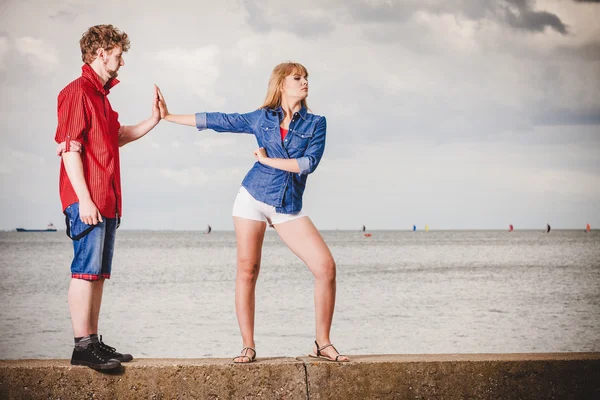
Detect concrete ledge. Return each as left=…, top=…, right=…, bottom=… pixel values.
left=303, top=353, right=600, bottom=400
left=1, top=353, right=599, bottom=400
left=0, top=358, right=306, bottom=400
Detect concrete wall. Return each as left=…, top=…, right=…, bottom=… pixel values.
left=1, top=353, right=599, bottom=399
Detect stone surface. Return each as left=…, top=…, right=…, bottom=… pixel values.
left=0, top=358, right=307, bottom=400
left=1, top=353, right=599, bottom=399
left=302, top=353, right=600, bottom=400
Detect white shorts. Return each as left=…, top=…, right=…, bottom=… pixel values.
left=232, top=186, right=306, bottom=225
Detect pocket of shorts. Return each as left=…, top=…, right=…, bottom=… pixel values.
left=64, top=203, right=98, bottom=241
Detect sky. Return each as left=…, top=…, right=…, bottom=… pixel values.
left=0, top=0, right=599, bottom=231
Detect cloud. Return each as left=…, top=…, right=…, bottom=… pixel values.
left=343, top=0, right=419, bottom=23
left=48, top=9, right=79, bottom=23
left=241, top=0, right=336, bottom=37
left=502, top=1, right=568, bottom=34
left=1, top=0, right=599, bottom=230
left=0, top=148, right=46, bottom=175
left=193, top=136, right=238, bottom=153
left=0, top=36, right=8, bottom=70
left=14, top=36, right=59, bottom=66
left=159, top=167, right=242, bottom=187
left=534, top=108, right=600, bottom=126
left=153, top=45, right=224, bottom=106
left=556, top=41, right=600, bottom=61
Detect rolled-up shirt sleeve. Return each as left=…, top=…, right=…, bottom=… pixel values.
left=195, top=112, right=207, bottom=130
left=55, top=89, right=89, bottom=154
left=297, top=116, right=327, bottom=175
left=195, top=110, right=260, bottom=134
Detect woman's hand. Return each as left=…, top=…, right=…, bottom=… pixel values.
left=254, top=147, right=268, bottom=163
left=155, top=85, right=170, bottom=119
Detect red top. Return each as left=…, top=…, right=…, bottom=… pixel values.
left=55, top=64, right=122, bottom=218
left=280, top=127, right=288, bottom=142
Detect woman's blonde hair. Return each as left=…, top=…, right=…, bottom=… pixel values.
left=260, top=62, right=309, bottom=110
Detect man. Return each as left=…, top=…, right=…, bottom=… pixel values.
left=55, top=24, right=160, bottom=370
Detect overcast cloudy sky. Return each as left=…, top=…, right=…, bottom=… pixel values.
left=0, top=0, right=598, bottom=231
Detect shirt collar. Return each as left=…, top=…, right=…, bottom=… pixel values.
left=81, top=63, right=119, bottom=95
left=271, top=105, right=308, bottom=121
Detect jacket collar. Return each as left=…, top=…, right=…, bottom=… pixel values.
left=81, top=63, right=119, bottom=95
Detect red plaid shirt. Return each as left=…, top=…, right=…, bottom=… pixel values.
left=55, top=64, right=122, bottom=218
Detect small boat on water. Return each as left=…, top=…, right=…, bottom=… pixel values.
left=546, top=223, right=551, bottom=233
left=425, top=224, right=429, bottom=232
left=16, top=223, right=57, bottom=232
left=204, top=224, right=212, bottom=235
left=413, top=225, right=416, bottom=232
left=585, top=223, right=591, bottom=233
left=509, top=224, right=514, bottom=232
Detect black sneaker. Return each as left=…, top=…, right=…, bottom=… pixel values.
left=71, top=343, right=121, bottom=370
left=97, top=335, right=133, bottom=362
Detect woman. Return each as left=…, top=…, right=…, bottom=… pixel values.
left=157, top=62, right=348, bottom=363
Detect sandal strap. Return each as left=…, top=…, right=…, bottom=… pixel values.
left=315, top=340, right=340, bottom=357
left=241, top=347, right=256, bottom=359
left=318, top=343, right=335, bottom=352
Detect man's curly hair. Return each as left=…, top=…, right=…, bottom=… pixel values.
left=80, top=24, right=130, bottom=64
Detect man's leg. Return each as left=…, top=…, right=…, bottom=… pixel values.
left=67, top=205, right=120, bottom=370
left=90, top=279, right=104, bottom=334
left=92, top=216, right=133, bottom=362
left=68, top=278, right=94, bottom=337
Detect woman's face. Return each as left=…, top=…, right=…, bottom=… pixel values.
left=281, top=71, right=308, bottom=101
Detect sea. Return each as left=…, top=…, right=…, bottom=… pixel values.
left=1, top=229, right=599, bottom=360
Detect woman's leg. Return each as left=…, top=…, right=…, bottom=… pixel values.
left=274, top=216, right=349, bottom=361
left=233, top=216, right=266, bottom=362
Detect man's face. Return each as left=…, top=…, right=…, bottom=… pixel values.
left=103, top=46, right=124, bottom=78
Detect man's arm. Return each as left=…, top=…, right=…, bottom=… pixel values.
left=119, top=86, right=161, bottom=147
left=118, top=117, right=160, bottom=147
left=62, top=152, right=103, bottom=225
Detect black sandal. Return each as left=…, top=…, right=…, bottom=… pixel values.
left=233, top=347, right=256, bottom=363
left=309, top=340, right=349, bottom=362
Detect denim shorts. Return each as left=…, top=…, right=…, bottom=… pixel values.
left=65, top=202, right=117, bottom=281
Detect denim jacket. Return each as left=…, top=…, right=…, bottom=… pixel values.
left=195, top=106, right=326, bottom=214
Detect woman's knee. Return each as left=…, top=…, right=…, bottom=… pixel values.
left=314, top=257, right=336, bottom=282
left=237, top=258, right=260, bottom=282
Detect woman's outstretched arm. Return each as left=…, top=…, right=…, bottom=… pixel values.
left=156, top=85, right=256, bottom=133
